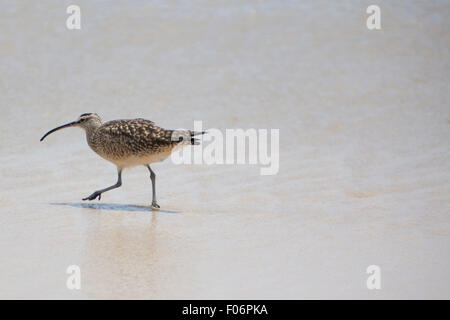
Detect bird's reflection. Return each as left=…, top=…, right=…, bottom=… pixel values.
left=49, top=201, right=189, bottom=298
left=50, top=202, right=179, bottom=214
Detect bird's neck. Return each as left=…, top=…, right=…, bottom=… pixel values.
left=84, top=122, right=102, bottom=146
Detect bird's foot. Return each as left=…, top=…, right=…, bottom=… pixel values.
left=151, top=202, right=160, bottom=210
left=82, top=191, right=102, bottom=201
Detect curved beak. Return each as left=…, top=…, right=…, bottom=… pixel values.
left=40, top=121, right=77, bottom=142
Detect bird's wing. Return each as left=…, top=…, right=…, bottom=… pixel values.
left=96, top=119, right=176, bottom=155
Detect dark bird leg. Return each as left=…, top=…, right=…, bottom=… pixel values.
left=83, top=169, right=122, bottom=201
left=146, top=165, right=160, bottom=210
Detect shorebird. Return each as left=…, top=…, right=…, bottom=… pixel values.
left=40, top=113, right=205, bottom=210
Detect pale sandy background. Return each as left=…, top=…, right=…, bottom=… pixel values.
left=0, top=0, right=449, bottom=299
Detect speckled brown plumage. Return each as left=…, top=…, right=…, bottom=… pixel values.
left=89, top=119, right=177, bottom=159
left=72, top=114, right=202, bottom=168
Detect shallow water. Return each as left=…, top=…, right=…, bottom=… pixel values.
left=0, top=0, right=449, bottom=299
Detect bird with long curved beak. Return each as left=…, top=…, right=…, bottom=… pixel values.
left=40, top=113, right=206, bottom=209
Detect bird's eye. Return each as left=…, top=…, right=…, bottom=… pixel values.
left=79, top=118, right=85, bottom=122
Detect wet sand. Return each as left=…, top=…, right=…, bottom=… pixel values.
left=0, top=1, right=449, bottom=299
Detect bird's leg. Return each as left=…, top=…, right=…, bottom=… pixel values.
left=83, top=169, right=122, bottom=201
left=146, top=165, right=160, bottom=210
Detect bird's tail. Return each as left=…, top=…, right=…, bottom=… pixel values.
left=171, top=130, right=207, bottom=146
left=189, top=130, right=207, bottom=145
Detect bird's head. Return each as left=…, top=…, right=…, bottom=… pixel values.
left=40, top=113, right=102, bottom=141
